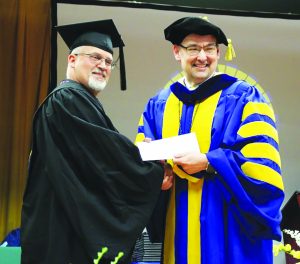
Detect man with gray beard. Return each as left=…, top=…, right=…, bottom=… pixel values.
left=20, top=20, right=169, bottom=264
left=67, top=45, right=109, bottom=93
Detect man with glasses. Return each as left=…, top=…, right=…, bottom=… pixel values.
left=20, top=20, right=169, bottom=264
left=136, top=17, right=284, bottom=263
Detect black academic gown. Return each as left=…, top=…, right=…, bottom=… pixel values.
left=21, top=80, right=164, bottom=264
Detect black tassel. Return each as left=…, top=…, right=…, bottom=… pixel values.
left=119, top=46, right=126, bottom=91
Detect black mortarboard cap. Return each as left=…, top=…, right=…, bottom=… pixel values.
left=164, top=17, right=228, bottom=46
left=56, top=19, right=127, bottom=90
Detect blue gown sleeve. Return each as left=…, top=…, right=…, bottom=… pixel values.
left=206, top=84, right=284, bottom=240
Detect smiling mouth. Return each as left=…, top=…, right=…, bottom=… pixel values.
left=92, top=71, right=106, bottom=78
left=193, top=63, right=208, bottom=70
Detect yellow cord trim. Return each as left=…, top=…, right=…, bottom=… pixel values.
left=173, top=165, right=199, bottom=182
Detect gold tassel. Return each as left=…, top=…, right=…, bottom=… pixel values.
left=200, top=16, right=209, bottom=21
left=225, top=38, right=236, bottom=61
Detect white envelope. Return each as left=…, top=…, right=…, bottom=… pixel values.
left=137, top=132, right=200, bottom=161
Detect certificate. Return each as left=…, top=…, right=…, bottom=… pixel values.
left=137, top=132, right=200, bottom=161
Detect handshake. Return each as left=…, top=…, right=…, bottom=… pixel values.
left=141, top=134, right=210, bottom=190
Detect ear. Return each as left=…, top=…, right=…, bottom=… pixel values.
left=68, top=54, right=77, bottom=68
left=216, top=46, right=221, bottom=60
left=172, top=45, right=181, bottom=61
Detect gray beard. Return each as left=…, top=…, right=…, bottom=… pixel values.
left=88, top=76, right=107, bottom=93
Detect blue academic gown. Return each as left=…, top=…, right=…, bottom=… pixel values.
left=136, top=74, right=284, bottom=264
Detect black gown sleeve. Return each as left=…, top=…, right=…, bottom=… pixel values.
left=23, top=84, right=164, bottom=263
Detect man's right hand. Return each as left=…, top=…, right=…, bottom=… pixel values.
left=161, top=162, right=173, bottom=190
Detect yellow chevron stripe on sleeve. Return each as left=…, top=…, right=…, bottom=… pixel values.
left=241, top=161, right=284, bottom=190
left=242, top=102, right=276, bottom=122
left=238, top=121, right=279, bottom=143
left=241, top=143, right=281, bottom=168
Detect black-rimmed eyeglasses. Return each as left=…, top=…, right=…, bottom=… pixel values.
left=179, top=43, right=218, bottom=56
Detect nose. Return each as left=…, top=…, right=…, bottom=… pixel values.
left=196, top=49, right=207, bottom=60
left=96, top=59, right=107, bottom=68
